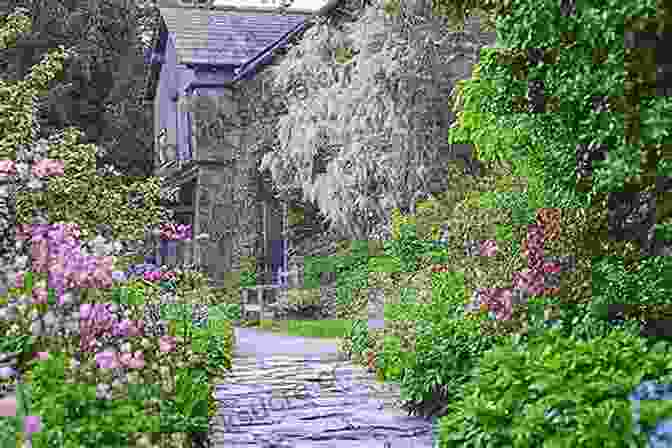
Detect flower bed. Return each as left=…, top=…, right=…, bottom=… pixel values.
left=0, top=246, right=237, bottom=448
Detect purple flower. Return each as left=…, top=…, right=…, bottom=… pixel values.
left=112, top=271, right=127, bottom=283
left=23, top=415, right=41, bottom=434
left=95, top=351, right=120, bottom=369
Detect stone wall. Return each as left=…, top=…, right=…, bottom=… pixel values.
left=185, top=87, right=262, bottom=286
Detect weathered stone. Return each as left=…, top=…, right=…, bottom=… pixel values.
left=210, top=328, right=437, bottom=447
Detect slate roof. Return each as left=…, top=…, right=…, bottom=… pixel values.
left=159, top=7, right=308, bottom=66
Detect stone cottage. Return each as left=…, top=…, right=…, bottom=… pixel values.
left=142, top=0, right=498, bottom=320
left=142, top=0, right=350, bottom=292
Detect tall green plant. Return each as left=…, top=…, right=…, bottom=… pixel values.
left=438, top=328, right=672, bottom=447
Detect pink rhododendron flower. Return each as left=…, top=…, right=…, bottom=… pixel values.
left=13, top=272, right=24, bottom=289
left=79, top=303, right=93, bottom=320
left=144, top=271, right=162, bottom=282
left=0, top=160, right=16, bottom=176
left=119, top=351, right=145, bottom=369
left=513, top=268, right=546, bottom=295
left=31, top=287, right=48, bottom=304
left=95, top=351, right=120, bottom=369
left=128, top=320, right=144, bottom=336
left=114, top=319, right=131, bottom=337
left=31, top=240, right=49, bottom=273
left=60, top=222, right=80, bottom=240
left=33, top=352, right=49, bottom=361
left=479, top=240, right=498, bottom=257
left=159, top=335, right=176, bottom=353
left=23, top=415, right=42, bottom=434
left=542, top=262, right=561, bottom=273
left=16, top=224, right=31, bottom=240
left=479, top=287, right=514, bottom=321
left=31, top=159, right=64, bottom=177
left=0, top=397, right=16, bottom=416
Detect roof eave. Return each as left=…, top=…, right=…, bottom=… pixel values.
left=232, top=0, right=341, bottom=81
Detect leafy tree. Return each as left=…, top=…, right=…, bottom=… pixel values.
left=0, top=6, right=163, bottom=242
left=257, top=0, right=496, bottom=239
left=0, top=0, right=157, bottom=179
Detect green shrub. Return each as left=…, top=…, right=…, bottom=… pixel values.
left=159, top=367, right=209, bottom=435
left=378, top=333, right=413, bottom=381
left=395, top=271, right=506, bottom=418
left=209, top=303, right=242, bottom=322
left=28, top=352, right=161, bottom=448
left=591, top=255, right=672, bottom=319
left=238, top=271, right=257, bottom=288
left=378, top=271, right=472, bottom=383
left=438, top=328, right=672, bottom=447
left=340, top=318, right=373, bottom=362
left=383, top=222, right=436, bottom=272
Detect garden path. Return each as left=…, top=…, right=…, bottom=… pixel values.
left=209, top=325, right=438, bottom=447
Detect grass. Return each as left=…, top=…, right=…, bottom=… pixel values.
left=257, top=318, right=351, bottom=339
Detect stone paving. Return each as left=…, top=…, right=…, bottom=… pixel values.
left=209, top=326, right=438, bottom=448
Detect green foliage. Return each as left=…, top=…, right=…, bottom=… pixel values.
left=464, top=0, right=661, bottom=200
left=431, top=1, right=499, bottom=32
left=238, top=271, right=257, bottom=288
left=326, top=240, right=371, bottom=319
left=591, top=255, right=672, bottom=322
left=286, top=206, right=305, bottom=226
left=206, top=317, right=235, bottom=375
left=265, top=319, right=352, bottom=339
left=160, top=367, right=209, bottom=434
left=109, top=284, right=145, bottom=306
left=438, top=329, right=672, bottom=447
left=334, top=46, right=354, bottom=64
left=342, top=319, right=372, bottom=360
left=14, top=127, right=164, bottom=241
left=383, top=222, right=435, bottom=272
left=303, top=256, right=335, bottom=288
left=0, top=7, right=163, bottom=242
left=378, top=271, right=475, bottom=383
left=382, top=0, right=401, bottom=17
left=209, top=303, right=242, bottom=322
left=284, top=287, right=322, bottom=314
left=383, top=286, right=422, bottom=322
left=27, top=351, right=160, bottom=448
left=429, top=271, right=471, bottom=321
left=0, top=9, right=70, bottom=158
left=367, top=256, right=402, bottom=272
left=378, top=334, right=413, bottom=381
left=399, top=308, right=501, bottom=416
left=655, top=221, right=672, bottom=243
left=394, top=271, right=504, bottom=415
left=0, top=415, right=20, bottom=448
